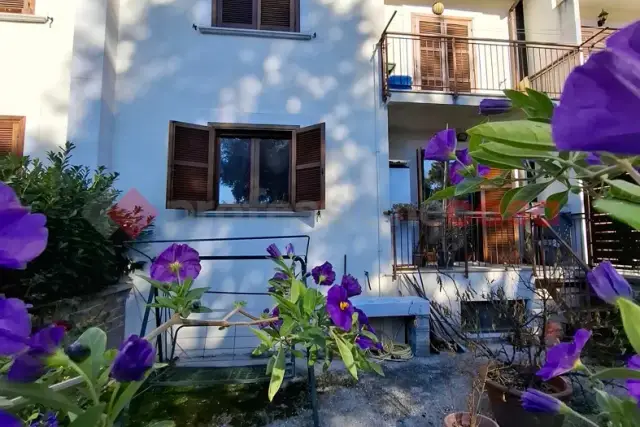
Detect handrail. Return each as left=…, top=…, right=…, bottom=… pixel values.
left=383, top=31, right=584, bottom=49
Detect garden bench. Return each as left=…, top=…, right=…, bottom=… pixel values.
left=350, top=295, right=430, bottom=356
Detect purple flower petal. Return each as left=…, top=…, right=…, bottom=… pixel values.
left=0, top=410, right=22, bottom=427
left=627, top=354, right=640, bottom=405
left=477, top=164, right=491, bottom=177
left=0, top=206, right=48, bottom=269
left=585, top=153, right=602, bottom=166
left=0, top=182, right=22, bottom=209
left=354, top=307, right=369, bottom=329
left=150, top=244, right=201, bottom=283
left=606, top=20, right=640, bottom=59
left=272, top=272, right=288, bottom=281
left=456, top=149, right=472, bottom=166
left=537, top=329, right=591, bottom=381
left=521, top=389, right=563, bottom=414
left=28, top=326, right=65, bottom=354
left=0, top=298, right=31, bottom=356
left=266, top=244, right=282, bottom=258
left=424, top=129, right=457, bottom=161
left=355, top=335, right=382, bottom=350
left=285, top=243, right=294, bottom=257
left=552, top=47, right=640, bottom=154
left=8, top=350, right=48, bottom=383
left=111, top=335, right=155, bottom=382
left=448, top=162, right=464, bottom=185
left=341, top=274, right=362, bottom=297
left=312, top=261, right=336, bottom=286
left=326, top=286, right=354, bottom=331
left=587, top=261, right=632, bottom=304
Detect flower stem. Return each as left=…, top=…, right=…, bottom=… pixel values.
left=108, top=382, right=121, bottom=417
left=565, top=407, right=600, bottom=427
left=617, top=159, right=640, bottom=186
left=67, top=358, right=100, bottom=405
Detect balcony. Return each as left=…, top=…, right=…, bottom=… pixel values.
left=380, top=32, right=592, bottom=102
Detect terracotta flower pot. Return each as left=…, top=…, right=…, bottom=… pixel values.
left=482, top=366, right=572, bottom=427
left=443, top=413, right=498, bottom=427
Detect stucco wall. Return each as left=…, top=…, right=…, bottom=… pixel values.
left=115, top=0, right=397, bottom=352
left=523, top=0, right=581, bottom=45
left=0, top=0, right=76, bottom=159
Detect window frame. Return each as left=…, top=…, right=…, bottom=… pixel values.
left=211, top=0, right=300, bottom=33
left=0, top=0, right=35, bottom=14
left=212, top=123, right=299, bottom=211
left=0, top=115, right=26, bottom=157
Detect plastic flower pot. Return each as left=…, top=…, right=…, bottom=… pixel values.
left=443, top=413, right=499, bottom=427
left=481, top=365, right=572, bottom=427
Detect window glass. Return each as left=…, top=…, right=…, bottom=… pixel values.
left=219, top=138, right=251, bottom=204
left=258, top=139, right=290, bottom=204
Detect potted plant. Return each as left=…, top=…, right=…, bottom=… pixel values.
left=444, top=366, right=499, bottom=427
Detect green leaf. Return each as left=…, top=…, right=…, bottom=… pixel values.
left=250, top=328, right=273, bottom=346
left=425, top=186, right=455, bottom=202
left=592, top=367, right=640, bottom=381
left=110, top=373, right=152, bottom=423
left=0, top=379, right=83, bottom=414
left=268, top=348, right=286, bottom=401
left=369, top=361, right=385, bottom=377
left=617, top=298, right=640, bottom=354
left=291, top=349, right=304, bottom=358
left=504, top=89, right=538, bottom=116
left=469, top=150, right=526, bottom=171
left=290, top=279, right=305, bottom=304
left=502, top=182, right=551, bottom=218
left=593, top=198, right=640, bottom=231
left=454, top=177, right=484, bottom=197
left=467, top=120, right=555, bottom=151
left=303, top=289, right=318, bottom=315
left=359, top=329, right=379, bottom=342
left=252, top=343, right=270, bottom=356
left=147, top=422, right=176, bottom=427
left=332, top=332, right=357, bottom=380
left=537, top=159, right=563, bottom=175
left=272, top=294, right=299, bottom=316
left=499, top=187, right=521, bottom=218
left=137, top=275, right=171, bottom=292
left=76, top=327, right=107, bottom=381
left=185, top=287, right=208, bottom=300
left=525, top=88, right=555, bottom=119
left=279, top=318, right=295, bottom=337
left=480, top=142, right=555, bottom=160
left=468, top=134, right=482, bottom=152
left=608, top=180, right=640, bottom=204
left=266, top=354, right=276, bottom=375
left=191, top=306, right=213, bottom=313
left=545, top=191, right=569, bottom=219
left=69, top=403, right=105, bottom=427
left=155, top=297, right=178, bottom=310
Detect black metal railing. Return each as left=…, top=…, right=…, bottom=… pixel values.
left=380, top=32, right=592, bottom=101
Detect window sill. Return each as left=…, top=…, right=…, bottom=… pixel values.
left=195, top=210, right=314, bottom=218
left=0, top=13, right=49, bottom=24
left=198, top=26, right=315, bottom=41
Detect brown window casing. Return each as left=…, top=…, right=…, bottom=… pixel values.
left=166, top=121, right=325, bottom=212
left=0, top=0, right=35, bottom=14
left=212, top=0, right=299, bottom=32
left=0, top=116, right=25, bottom=156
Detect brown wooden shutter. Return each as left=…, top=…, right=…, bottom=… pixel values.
left=166, top=121, right=217, bottom=211
left=415, top=17, right=445, bottom=90
left=259, top=0, right=296, bottom=31
left=0, top=0, right=33, bottom=14
left=445, top=21, right=471, bottom=92
left=292, top=123, right=325, bottom=211
left=0, top=116, right=25, bottom=157
left=217, top=0, right=256, bottom=28
left=481, top=168, right=519, bottom=264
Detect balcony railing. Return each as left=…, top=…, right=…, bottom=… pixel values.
left=390, top=210, right=585, bottom=277
left=380, top=32, right=591, bottom=101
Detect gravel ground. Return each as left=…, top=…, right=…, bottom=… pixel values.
left=267, top=354, right=491, bottom=427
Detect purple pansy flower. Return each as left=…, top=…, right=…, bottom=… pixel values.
left=326, top=286, right=355, bottom=331
left=312, top=262, right=336, bottom=286
left=150, top=244, right=201, bottom=283
left=521, top=388, right=565, bottom=414
left=9, top=326, right=65, bottom=383
left=110, top=335, right=155, bottom=382
left=552, top=20, right=640, bottom=154
left=627, top=355, right=640, bottom=405
left=587, top=261, right=632, bottom=304
left=285, top=243, right=294, bottom=257
left=266, top=244, right=282, bottom=258
left=0, top=411, right=22, bottom=427
left=0, top=181, right=48, bottom=269
left=479, top=98, right=512, bottom=116
left=341, top=274, right=362, bottom=297
left=356, top=335, right=382, bottom=351
left=537, top=329, right=591, bottom=381
left=424, top=129, right=457, bottom=161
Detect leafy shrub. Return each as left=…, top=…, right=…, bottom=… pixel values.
left=0, top=143, right=148, bottom=305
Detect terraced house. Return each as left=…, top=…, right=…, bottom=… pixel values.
left=1, top=0, right=638, bottom=364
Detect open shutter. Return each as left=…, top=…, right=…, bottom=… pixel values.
left=0, top=0, right=33, bottom=14
left=481, top=168, right=519, bottom=264
left=260, top=0, right=296, bottom=31
left=217, top=0, right=256, bottom=28
left=166, top=121, right=217, bottom=211
left=292, top=123, right=325, bottom=211
left=415, top=17, right=445, bottom=90
left=445, top=20, right=471, bottom=92
left=0, top=116, right=25, bottom=156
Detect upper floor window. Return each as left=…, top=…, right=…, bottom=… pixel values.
left=0, top=116, right=25, bottom=157
left=0, top=0, right=35, bottom=14
left=212, top=0, right=299, bottom=32
left=166, top=121, right=325, bottom=211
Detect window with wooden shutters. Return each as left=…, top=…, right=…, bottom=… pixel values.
left=0, top=0, right=34, bottom=14
left=0, top=116, right=25, bottom=157
left=481, top=168, right=519, bottom=265
left=213, top=0, right=299, bottom=32
left=413, top=15, right=472, bottom=93
left=166, top=121, right=325, bottom=211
